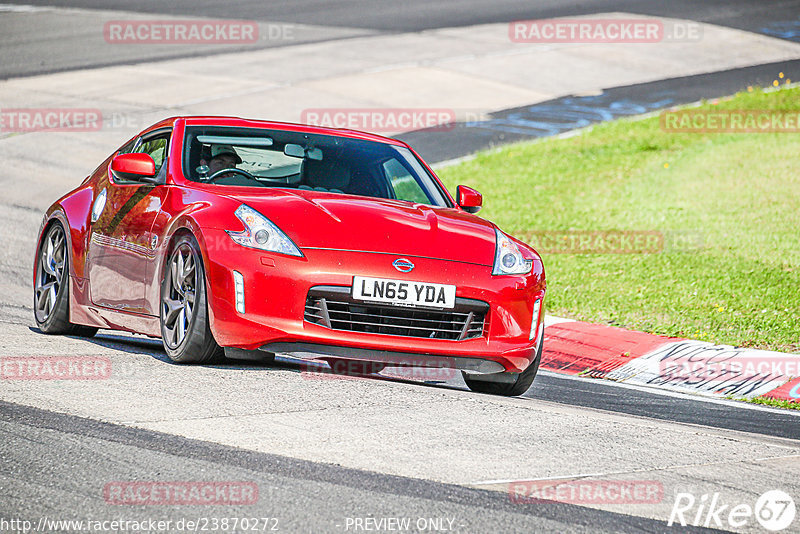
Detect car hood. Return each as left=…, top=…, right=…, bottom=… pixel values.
left=224, top=190, right=497, bottom=265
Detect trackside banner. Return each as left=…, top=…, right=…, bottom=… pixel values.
left=605, top=341, right=798, bottom=398
left=542, top=321, right=799, bottom=402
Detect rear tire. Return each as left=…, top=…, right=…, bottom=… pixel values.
left=160, top=234, right=222, bottom=363
left=33, top=221, right=98, bottom=337
left=463, top=335, right=543, bottom=396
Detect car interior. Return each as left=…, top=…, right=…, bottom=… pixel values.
left=183, top=128, right=443, bottom=206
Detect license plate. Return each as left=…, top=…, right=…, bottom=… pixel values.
left=352, top=276, right=456, bottom=309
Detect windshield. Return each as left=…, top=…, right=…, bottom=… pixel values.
left=183, top=126, right=451, bottom=207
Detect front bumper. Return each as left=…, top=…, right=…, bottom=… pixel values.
left=201, top=229, right=545, bottom=373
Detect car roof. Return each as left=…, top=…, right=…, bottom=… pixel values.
left=142, top=116, right=408, bottom=147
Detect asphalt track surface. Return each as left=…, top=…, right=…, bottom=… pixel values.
left=2, top=0, right=800, bottom=78
left=6, top=0, right=800, bottom=34
left=0, top=400, right=723, bottom=534
left=0, top=328, right=797, bottom=532
left=2, top=1, right=800, bottom=532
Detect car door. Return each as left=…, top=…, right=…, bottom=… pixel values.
left=87, top=129, right=171, bottom=314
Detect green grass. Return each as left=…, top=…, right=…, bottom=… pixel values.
left=738, top=396, right=800, bottom=410
left=437, top=86, right=800, bottom=353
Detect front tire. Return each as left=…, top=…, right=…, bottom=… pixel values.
left=463, top=334, right=543, bottom=396
left=33, top=221, right=98, bottom=337
left=160, top=234, right=222, bottom=363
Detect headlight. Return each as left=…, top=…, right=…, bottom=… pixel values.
left=492, top=228, right=532, bottom=275
left=226, top=204, right=303, bottom=257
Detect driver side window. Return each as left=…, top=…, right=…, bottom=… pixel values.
left=137, top=136, right=169, bottom=174
left=114, top=132, right=171, bottom=185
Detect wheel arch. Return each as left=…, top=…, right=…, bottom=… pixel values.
left=158, top=217, right=213, bottom=284
left=156, top=217, right=220, bottom=325
left=33, top=199, right=98, bottom=335
left=151, top=192, right=243, bottom=342
left=157, top=221, right=223, bottom=361
left=37, top=186, right=95, bottom=282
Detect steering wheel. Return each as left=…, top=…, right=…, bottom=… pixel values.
left=207, top=168, right=260, bottom=183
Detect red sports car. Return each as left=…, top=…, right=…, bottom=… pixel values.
left=33, top=117, right=546, bottom=396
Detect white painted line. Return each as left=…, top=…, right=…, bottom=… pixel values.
left=753, top=453, right=800, bottom=462
left=430, top=154, right=477, bottom=169
left=0, top=4, right=51, bottom=12
left=471, top=472, right=609, bottom=486
left=544, top=314, right=574, bottom=327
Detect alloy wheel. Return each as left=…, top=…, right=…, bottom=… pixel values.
left=35, top=224, right=66, bottom=323
left=161, top=243, right=197, bottom=349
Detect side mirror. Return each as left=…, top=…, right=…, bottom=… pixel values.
left=457, top=185, right=482, bottom=214
left=111, top=153, right=157, bottom=182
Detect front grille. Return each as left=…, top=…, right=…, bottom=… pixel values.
left=304, top=286, right=489, bottom=340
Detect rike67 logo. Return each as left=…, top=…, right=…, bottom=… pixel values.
left=668, top=490, right=795, bottom=531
